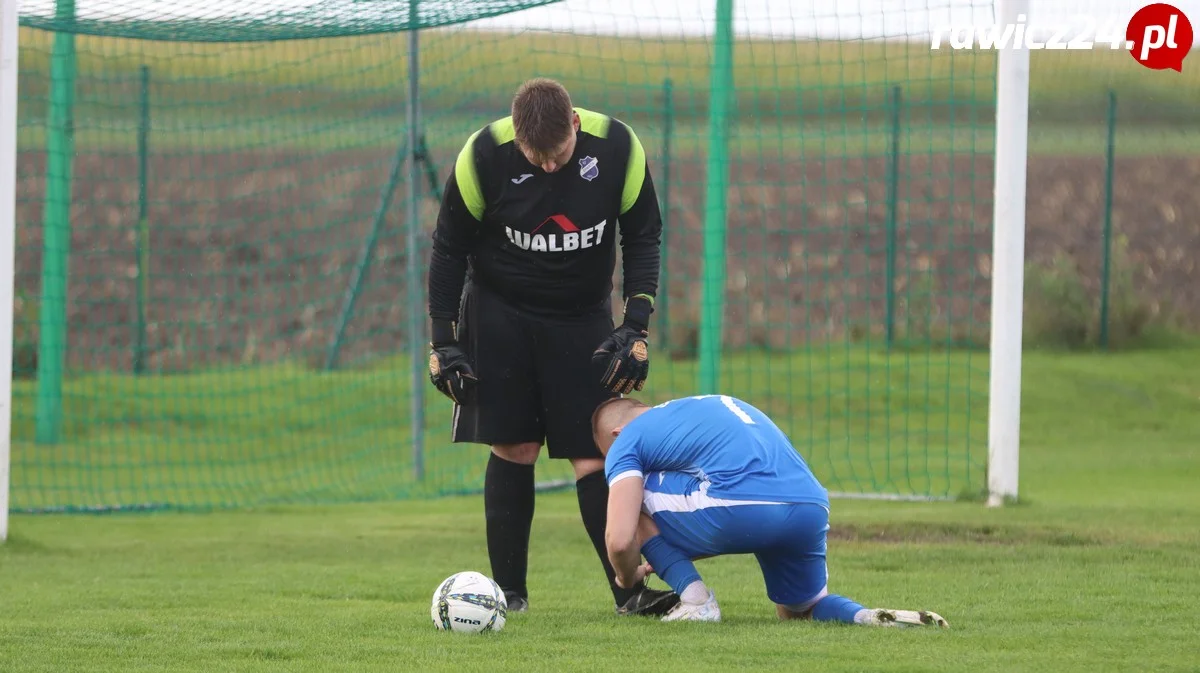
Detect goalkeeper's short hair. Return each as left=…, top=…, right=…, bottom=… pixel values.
left=511, top=77, right=574, bottom=162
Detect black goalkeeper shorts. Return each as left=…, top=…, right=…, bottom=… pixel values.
left=450, top=282, right=618, bottom=460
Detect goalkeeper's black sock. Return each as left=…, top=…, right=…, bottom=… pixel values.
left=484, top=452, right=536, bottom=599
left=575, top=469, right=641, bottom=606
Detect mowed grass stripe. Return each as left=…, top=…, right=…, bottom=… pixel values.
left=15, top=26, right=1199, bottom=123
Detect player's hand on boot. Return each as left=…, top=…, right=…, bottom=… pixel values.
left=592, top=295, right=654, bottom=395
left=617, top=562, right=655, bottom=590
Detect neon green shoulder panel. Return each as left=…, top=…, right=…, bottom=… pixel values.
left=575, top=107, right=611, bottom=138
left=488, top=116, right=516, bottom=145
left=454, top=117, right=519, bottom=221
left=618, top=121, right=647, bottom=215
left=454, top=127, right=486, bottom=221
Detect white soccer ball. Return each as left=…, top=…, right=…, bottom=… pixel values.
left=430, top=571, right=507, bottom=634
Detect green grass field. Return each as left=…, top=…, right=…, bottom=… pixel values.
left=3, top=346, right=1199, bottom=672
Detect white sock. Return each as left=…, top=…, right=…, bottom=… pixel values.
left=680, top=580, right=709, bottom=605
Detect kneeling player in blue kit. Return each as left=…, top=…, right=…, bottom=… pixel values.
left=593, top=394, right=949, bottom=626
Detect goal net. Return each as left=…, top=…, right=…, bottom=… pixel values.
left=8, top=0, right=1001, bottom=512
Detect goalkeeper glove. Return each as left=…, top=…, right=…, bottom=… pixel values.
left=592, top=295, right=653, bottom=395
left=428, top=319, right=478, bottom=405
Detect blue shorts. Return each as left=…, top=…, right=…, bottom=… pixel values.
left=642, top=472, right=830, bottom=608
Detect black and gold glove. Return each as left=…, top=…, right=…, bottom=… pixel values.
left=428, top=319, right=478, bottom=405
left=592, top=295, right=653, bottom=395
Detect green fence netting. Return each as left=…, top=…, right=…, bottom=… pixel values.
left=11, top=0, right=1009, bottom=513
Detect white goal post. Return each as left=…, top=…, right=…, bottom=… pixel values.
left=1, top=0, right=20, bottom=541
left=987, top=0, right=1030, bottom=507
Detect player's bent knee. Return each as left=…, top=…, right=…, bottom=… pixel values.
left=776, top=604, right=810, bottom=620
left=492, top=442, right=541, bottom=465
left=776, top=586, right=829, bottom=620
left=569, top=457, right=605, bottom=481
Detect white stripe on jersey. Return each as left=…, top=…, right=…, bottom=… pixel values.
left=642, top=480, right=788, bottom=515
left=608, top=469, right=643, bottom=486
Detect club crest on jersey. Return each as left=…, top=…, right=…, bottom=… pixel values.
left=579, top=156, right=599, bottom=181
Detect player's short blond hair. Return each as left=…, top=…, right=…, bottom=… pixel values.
left=590, top=397, right=648, bottom=445
left=511, top=78, right=575, bottom=162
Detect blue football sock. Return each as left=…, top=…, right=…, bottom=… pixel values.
left=811, top=594, right=866, bottom=624
left=640, top=535, right=702, bottom=596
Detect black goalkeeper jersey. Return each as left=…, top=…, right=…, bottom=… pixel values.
left=427, top=108, right=662, bottom=322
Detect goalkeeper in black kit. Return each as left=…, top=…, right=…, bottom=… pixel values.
left=425, top=78, right=678, bottom=617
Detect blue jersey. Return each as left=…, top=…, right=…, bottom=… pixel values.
left=604, top=395, right=828, bottom=507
